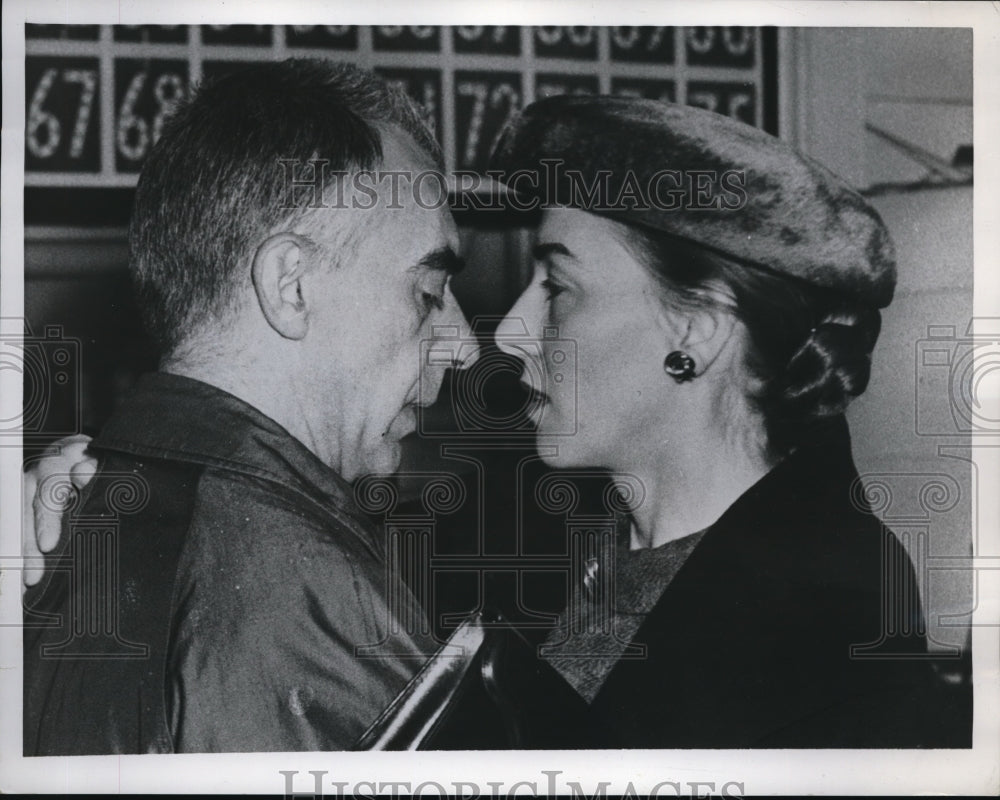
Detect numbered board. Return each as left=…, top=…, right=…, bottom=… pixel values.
left=25, top=24, right=774, bottom=218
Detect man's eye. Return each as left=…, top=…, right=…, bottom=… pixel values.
left=541, top=279, right=566, bottom=301
left=422, top=292, right=445, bottom=312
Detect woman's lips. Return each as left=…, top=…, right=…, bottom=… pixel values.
left=521, top=382, right=549, bottom=411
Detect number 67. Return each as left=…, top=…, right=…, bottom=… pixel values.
left=27, top=67, right=96, bottom=160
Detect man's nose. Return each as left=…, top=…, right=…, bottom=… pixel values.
left=429, top=292, right=479, bottom=371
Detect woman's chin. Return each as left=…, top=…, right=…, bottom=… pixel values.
left=533, top=430, right=597, bottom=469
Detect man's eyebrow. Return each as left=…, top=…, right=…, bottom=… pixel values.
left=532, top=242, right=574, bottom=262
left=417, top=247, right=465, bottom=275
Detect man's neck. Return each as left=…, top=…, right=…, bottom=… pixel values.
left=161, top=352, right=335, bottom=472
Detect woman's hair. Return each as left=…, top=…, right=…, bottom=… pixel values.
left=619, top=222, right=883, bottom=456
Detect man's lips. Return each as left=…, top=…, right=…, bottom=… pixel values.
left=394, top=393, right=438, bottom=434
left=386, top=404, right=417, bottom=437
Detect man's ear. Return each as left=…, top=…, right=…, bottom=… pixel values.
left=251, top=232, right=315, bottom=340
left=656, top=284, right=738, bottom=378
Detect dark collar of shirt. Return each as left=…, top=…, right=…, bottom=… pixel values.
left=90, top=371, right=380, bottom=558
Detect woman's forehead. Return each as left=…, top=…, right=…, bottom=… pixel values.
left=536, top=208, right=648, bottom=281
left=537, top=206, right=605, bottom=239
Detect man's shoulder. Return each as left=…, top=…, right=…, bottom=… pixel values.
left=85, top=439, right=383, bottom=566
left=193, top=464, right=380, bottom=551
left=69, top=447, right=390, bottom=626
left=86, top=371, right=379, bottom=558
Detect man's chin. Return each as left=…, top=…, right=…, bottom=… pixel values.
left=365, top=441, right=403, bottom=477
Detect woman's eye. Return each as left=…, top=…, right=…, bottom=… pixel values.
left=541, top=279, right=566, bottom=301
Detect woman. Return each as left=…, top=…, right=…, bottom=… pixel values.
left=487, top=95, right=956, bottom=748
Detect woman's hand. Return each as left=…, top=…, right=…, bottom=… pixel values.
left=22, top=434, right=97, bottom=593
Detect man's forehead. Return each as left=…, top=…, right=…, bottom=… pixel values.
left=320, top=192, right=458, bottom=271
left=296, top=124, right=458, bottom=259
left=378, top=124, right=439, bottom=173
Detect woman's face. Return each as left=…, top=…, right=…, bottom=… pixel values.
left=497, top=208, right=675, bottom=468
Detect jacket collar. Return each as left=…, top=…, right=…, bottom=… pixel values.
left=90, top=371, right=376, bottom=541
left=715, top=415, right=862, bottom=529
left=652, top=414, right=866, bottom=598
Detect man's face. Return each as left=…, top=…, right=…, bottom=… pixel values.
left=304, top=129, right=471, bottom=481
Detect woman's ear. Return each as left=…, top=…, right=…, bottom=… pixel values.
left=681, top=304, right=738, bottom=377
left=251, top=232, right=316, bottom=340
left=657, top=282, right=739, bottom=379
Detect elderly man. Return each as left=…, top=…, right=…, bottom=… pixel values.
left=22, top=59, right=473, bottom=754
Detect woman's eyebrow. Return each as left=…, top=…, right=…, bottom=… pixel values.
left=532, top=242, right=575, bottom=262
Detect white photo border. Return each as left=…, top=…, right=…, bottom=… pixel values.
left=2, top=0, right=997, bottom=795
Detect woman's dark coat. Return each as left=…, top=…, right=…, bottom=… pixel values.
left=584, top=416, right=968, bottom=748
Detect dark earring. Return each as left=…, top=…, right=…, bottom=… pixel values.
left=664, top=351, right=696, bottom=382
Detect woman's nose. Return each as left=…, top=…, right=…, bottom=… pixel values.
left=495, top=295, right=541, bottom=363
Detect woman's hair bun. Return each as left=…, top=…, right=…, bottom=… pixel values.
left=766, top=306, right=882, bottom=447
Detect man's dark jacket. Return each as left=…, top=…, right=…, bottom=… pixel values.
left=584, top=417, right=971, bottom=748
left=23, top=373, right=433, bottom=754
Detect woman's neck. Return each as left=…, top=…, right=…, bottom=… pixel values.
left=621, top=423, right=777, bottom=550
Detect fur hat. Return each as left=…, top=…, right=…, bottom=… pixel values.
left=489, top=95, right=896, bottom=308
